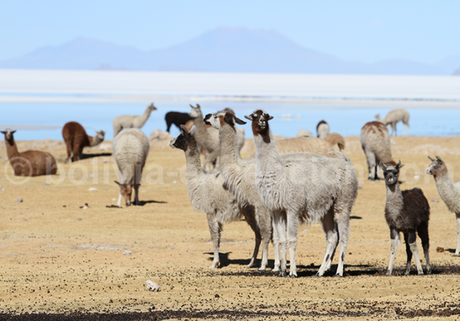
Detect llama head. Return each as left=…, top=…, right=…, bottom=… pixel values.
left=1, top=128, right=16, bottom=141
left=381, top=160, right=403, bottom=186
left=189, top=104, right=202, bottom=118
left=204, top=111, right=246, bottom=130
left=95, top=130, right=105, bottom=142
left=244, top=110, right=273, bottom=136
left=169, top=125, right=196, bottom=151
left=114, top=181, right=133, bottom=206
left=426, top=155, right=446, bottom=177
left=147, top=103, right=157, bottom=111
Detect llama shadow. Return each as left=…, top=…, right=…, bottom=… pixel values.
left=78, top=152, right=112, bottom=160
left=135, top=200, right=167, bottom=206
left=445, top=248, right=459, bottom=255
left=350, top=216, right=362, bottom=220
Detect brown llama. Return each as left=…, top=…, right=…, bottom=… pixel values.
left=62, top=122, right=105, bottom=163
left=1, top=128, right=57, bottom=177
left=381, top=161, right=431, bottom=276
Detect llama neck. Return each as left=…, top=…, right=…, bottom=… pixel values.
left=184, top=139, right=203, bottom=179
left=254, top=130, right=285, bottom=175
left=385, top=183, right=404, bottom=218
left=192, top=111, right=209, bottom=141
left=137, top=107, right=153, bottom=127
left=4, top=137, right=20, bottom=158
left=434, top=170, right=460, bottom=213
left=218, top=124, right=240, bottom=171
left=89, top=134, right=102, bottom=147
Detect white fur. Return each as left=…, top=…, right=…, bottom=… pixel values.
left=249, top=110, right=358, bottom=278
left=112, top=103, right=157, bottom=138
left=112, top=128, right=149, bottom=206
left=375, top=108, right=410, bottom=136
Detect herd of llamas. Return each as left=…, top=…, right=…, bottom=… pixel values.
left=3, top=104, right=460, bottom=277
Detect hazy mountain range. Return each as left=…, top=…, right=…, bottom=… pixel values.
left=1, top=27, right=459, bottom=75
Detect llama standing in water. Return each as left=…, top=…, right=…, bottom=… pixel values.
left=381, top=161, right=431, bottom=275
left=375, top=108, right=410, bottom=136
left=426, top=155, right=460, bottom=256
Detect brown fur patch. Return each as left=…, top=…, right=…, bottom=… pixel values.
left=361, top=121, right=388, bottom=136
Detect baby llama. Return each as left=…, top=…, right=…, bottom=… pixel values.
left=381, top=161, right=431, bottom=275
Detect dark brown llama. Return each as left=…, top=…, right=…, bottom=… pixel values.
left=62, top=122, right=105, bottom=162
left=1, top=128, right=57, bottom=177
left=381, top=161, right=431, bottom=276
left=164, top=112, right=193, bottom=132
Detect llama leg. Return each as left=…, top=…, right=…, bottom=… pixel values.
left=133, top=184, right=140, bottom=205
left=365, top=151, right=376, bottom=180
left=417, top=222, right=431, bottom=274
left=206, top=213, right=221, bottom=269
left=73, top=145, right=80, bottom=162
left=407, top=229, right=424, bottom=275
left=273, top=211, right=287, bottom=277
left=316, top=209, right=338, bottom=277
left=256, top=207, right=272, bottom=271
left=335, top=207, right=351, bottom=277
left=454, top=213, right=460, bottom=256
left=65, top=140, right=72, bottom=163
left=387, top=228, right=400, bottom=276
left=403, top=232, right=413, bottom=275
left=392, top=123, right=396, bottom=136
left=241, top=207, right=261, bottom=269
left=272, top=212, right=280, bottom=272
left=286, top=210, right=299, bottom=278
left=117, top=191, right=122, bottom=207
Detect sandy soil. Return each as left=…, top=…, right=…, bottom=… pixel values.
left=1, top=135, right=460, bottom=320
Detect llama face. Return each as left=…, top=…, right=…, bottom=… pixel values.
left=383, top=166, right=399, bottom=186
left=426, top=155, right=445, bottom=176
left=189, top=104, right=201, bottom=118
left=204, top=112, right=225, bottom=129
left=114, top=181, right=133, bottom=206
left=169, top=125, right=196, bottom=151
left=148, top=103, right=157, bottom=111
left=1, top=128, right=16, bottom=141
left=245, top=110, right=273, bottom=136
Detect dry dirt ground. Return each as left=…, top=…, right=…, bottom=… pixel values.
left=1, top=135, right=460, bottom=320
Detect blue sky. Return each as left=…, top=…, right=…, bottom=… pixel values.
left=1, top=0, right=459, bottom=64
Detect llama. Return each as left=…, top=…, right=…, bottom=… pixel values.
left=360, top=121, right=396, bottom=180
left=426, top=155, right=460, bottom=256
left=170, top=125, right=244, bottom=268
left=375, top=108, right=410, bottom=136
left=381, top=161, right=431, bottom=275
left=1, top=128, right=57, bottom=177
left=316, top=120, right=330, bottom=139
left=248, top=110, right=359, bottom=277
left=246, top=110, right=358, bottom=277
left=62, top=122, right=105, bottom=163
left=189, top=104, right=244, bottom=171
left=204, top=111, right=352, bottom=271
left=112, top=128, right=149, bottom=206
left=296, top=129, right=313, bottom=137
left=165, top=111, right=193, bottom=132
left=112, top=103, right=157, bottom=138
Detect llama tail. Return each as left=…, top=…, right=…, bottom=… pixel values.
left=325, top=133, right=345, bottom=151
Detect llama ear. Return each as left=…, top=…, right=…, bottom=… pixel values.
left=379, top=161, right=386, bottom=171
left=179, top=124, right=189, bottom=134
left=11, top=130, right=16, bottom=134
left=244, top=114, right=254, bottom=121
left=0, top=131, right=5, bottom=134
left=396, top=160, right=404, bottom=169
left=189, top=125, right=196, bottom=135
left=114, top=181, right=121, bottom=186
left=268, top=115, right=274, bottom=120
left=428, top=156, right=435, bottom=162
left=234, top=116, right=246, bottom=125
left=435, top=155, right=444, bottom=164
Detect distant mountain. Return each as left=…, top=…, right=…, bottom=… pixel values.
left=436, top=54, right=460, bottom=74
left=0, top=27, right=453, bottom=75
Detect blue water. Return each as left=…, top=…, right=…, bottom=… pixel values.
left=1, top=102, right=459, bottom=141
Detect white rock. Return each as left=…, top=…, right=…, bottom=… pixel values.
left=146, top=280, right=160, bottom=292
left=112, top=198, right=116, bottom=201
left=89, top=187, right=97, bottom=191
left=123, top=250, right=132, bottom=255
left=14, top=197, right=23, bottom=203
